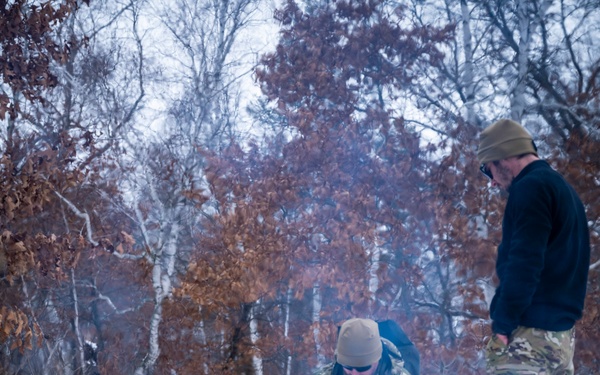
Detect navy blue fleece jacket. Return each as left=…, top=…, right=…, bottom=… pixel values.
left=490, top=160, right=590, bottom=335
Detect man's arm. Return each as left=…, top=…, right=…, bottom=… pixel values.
left=491, top=177, right=553, bottom=335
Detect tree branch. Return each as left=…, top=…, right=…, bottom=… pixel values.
left=55, top=191, right=99, bottom=247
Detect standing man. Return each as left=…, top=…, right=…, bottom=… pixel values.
left=477, top=119, right=590, bottom=374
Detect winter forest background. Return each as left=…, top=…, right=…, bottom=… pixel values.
left=1, top=0, right=599, bottom=374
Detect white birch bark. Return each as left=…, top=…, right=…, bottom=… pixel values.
left=284, top=287, right=292, bottom=375
left=460, top=0, right=477, bottom=127
left=71, top=269, right=86, bottom=375
left=134, top=177, right=182, bottom=375
left=312, top=284, right=325, bottom=365
left=250, top=302, right=263, bottom=375
left=197, top=307, right=210, bottom=375
left=57, top=196, right=88, bottom=375
left=368, top=246, right=381, bottom=307
left=511, top=0, right=531, bottom=122
left=133, top=229, right=180, bottom=375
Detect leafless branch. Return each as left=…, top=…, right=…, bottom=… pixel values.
left=55, top=191, right=99, bottom=247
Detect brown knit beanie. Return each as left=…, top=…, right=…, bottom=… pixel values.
left=335, top=318, right=383, bottom=367
left=477, top=119, right=537, bottom=164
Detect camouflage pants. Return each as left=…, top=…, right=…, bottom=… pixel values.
left=485, top=326, right=575, bottom=374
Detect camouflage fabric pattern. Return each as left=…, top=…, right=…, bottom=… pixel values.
left=486, top=326, right=575, bottom=374
left=314, top=339, right=411, bottom=375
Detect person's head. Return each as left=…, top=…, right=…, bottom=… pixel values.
left=477, top=119, right=539, bottom=191
left=336, top=318, right=382, bottom=375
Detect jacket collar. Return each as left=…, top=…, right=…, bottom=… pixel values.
left=509, top=159, right=550, bottom=193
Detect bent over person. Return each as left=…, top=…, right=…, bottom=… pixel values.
left=477, top=119, right=590, bottom=374
left=314, top=318, right=411, bottom=375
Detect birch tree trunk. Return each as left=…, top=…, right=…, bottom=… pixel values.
left=134, top=228, right=180, bottom=375
left=196, top=307, right=210, bottom=374
left=460, top=0, right=478, bottom=127
left=134, top=180, right=182, bottom=375
left=284, top=287, right=292, bottom=375
left=71, top=269, right=87, bottom=375
left=250, top=302, right=263, bottom=375
left=312, top=284, right=325, bottom=366
left=511, top=0, right=531, bottom=122
left=368, top=246, right=381, bottom=309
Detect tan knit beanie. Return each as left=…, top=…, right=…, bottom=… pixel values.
left=477, top=119, right=538, bottom=164
left=335, top=318, right=383, bottom=367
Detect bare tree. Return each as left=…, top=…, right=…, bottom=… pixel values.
left=113, top=1, right=270, bottom=373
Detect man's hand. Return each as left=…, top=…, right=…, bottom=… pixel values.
left=496, top=333, right=509, bottom=346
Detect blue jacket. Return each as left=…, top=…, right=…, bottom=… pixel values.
left=490, top=160, right=590, bottom=335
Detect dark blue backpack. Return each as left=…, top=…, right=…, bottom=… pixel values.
left=377, top=319, right=420, bottom=375
left=335, top=319, right=420, bottom=375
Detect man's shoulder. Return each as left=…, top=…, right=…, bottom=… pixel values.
left=518, top=160, right=563, bottom=186
left=382, top=338, right=412, bottom=375
left=382, top=338, right=401, bottom=356
left=511, top=161, right=573, bottom=203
